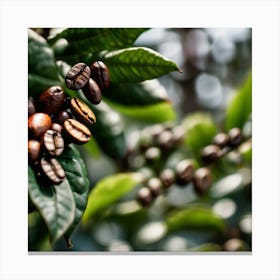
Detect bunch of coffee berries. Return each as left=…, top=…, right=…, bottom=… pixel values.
left=28, top=61, right=110, bottom=185
left=201, top=127, right=243, bottom=165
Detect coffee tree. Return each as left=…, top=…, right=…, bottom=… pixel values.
left=28, top=28, right=252, bottom=251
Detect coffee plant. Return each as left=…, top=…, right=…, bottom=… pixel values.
left=28, top=28, right=252, bottom=252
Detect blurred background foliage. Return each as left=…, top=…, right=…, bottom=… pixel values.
left=28, top=28, right=252, bottom=252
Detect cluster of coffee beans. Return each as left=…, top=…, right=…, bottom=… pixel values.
left=28, top=61, right=110, bottom=185
left=201, top=127, right=243, bottom=165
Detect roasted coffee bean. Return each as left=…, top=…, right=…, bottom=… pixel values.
left=43, top=130, right=64, bottom=157
left=159, top=168, right=175, bottom=188
left=52, top=110, right=73, bottom=126
left=51, top=123, right=63, bottom=133
left=201, top=144, right=221, bottom=164
left=38, top=86, right=65, bottom=115
left=193, top=167, right=212, bottom=195
left=28, top=98, right=36, bottom=116
left=28, top=113, right=52, bottom=139
left=63, top=119, right=91, bottom=145
left=82, top=78, right=102, bottom=105
left=228, top=128, right=243, bottom=147
left=65, top=63, right=91, bottom=90
left=136, top=187, right=152, bottom=207
left=28, top=140, right=41, bottom=164
left=40, top=157, right=65, bottom=185
left=90, top=61, right=110, bottom=91
left=146, top=177, right=162, bottom=197
left=175, top=159, right=194, bottom=186
left=69, top=98, right=96, bottom=127
left=213, top=132, right=229, bottom=148
left=156, top=130, right=174, bottom=149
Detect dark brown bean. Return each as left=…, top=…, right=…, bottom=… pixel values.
left=213, top=132, right=229, bottom=148
left=136, top=187, right=152, bottom=206
left=65, top=63, right=91, bottom=90
left=69, top=98, right=96, bottom=127
left=37, top=86, right=66, bottom=115
left=90, top=61, right=110, bottom=91
left=175, top=159, right=194, bottom=186
left=28, top=98, right=36, bottom=117
left=63, top=119, right=91, bottom=145
left=159, top=168, right=175, bottom=188
left=193, top=167, right=212, bottom=195
left=228, top=128, right=243, bottom=147
left=82, top=78, right=102, bottom=105
left=40, top=157, right=65, bottom=185
left=146, top=177, right=162, bottom=197
left=43, top=130, right=64, bottom=157
left=28, top=113, right=52, bottom=139
left=201, top=144, right=221, bottom=164
left=52, top=110, right=73, bottom=126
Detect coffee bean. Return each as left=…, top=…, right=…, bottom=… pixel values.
left=156, top=130, right=174, bottom=149
left=28, top=98, right=36, bottom=117
left=65, top=63, right=91, bottom=90
left=159, top=168, right=175, bottom=188
left=82, top=78, right=102, bottom=105
left=40, top=157, right=65, bottom=185
left=213, top=132, right=229, bottom=148
left=38, top=86, right=65, bottom=115
left=90, top=61, right=110, bottom=91
left=201, top=144, right=221, bottom=164
left=51, top=123, right=63, bottom=133
left=63, top=119, right=91, bottom=145
left=28, top=113, right=52, bottom=139
left=228, top=128, right=242, bottom=147
left=146, top=177, right=162, bottom=197
left=28, top=140, right=41, bottom=164
left=52, top=110, right=73, bottom=126
left=144, top=147, right=161, bottom=164
left=193, top=167, right=212, bottom=195
left=175, top=159, right=194, bottom=186
left=69, top=98, right=96, bottom=127
left=136, top=187, right=152, bottom=206
left=43, top=130, right=64, bottom=157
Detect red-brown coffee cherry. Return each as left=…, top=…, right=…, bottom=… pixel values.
left=159, top=168, right=175, bottom=188
left=193, top=167, right=212, bottom=195
left=213, top=132, right=230, bottom=148
left=146, top=177, right=162, bottom=198
left=90, top=61, right=110, bottom=91
left=201, top=144, right=221, bottom=164
left=28, top=140, right=41, bottom=164
left=228, top=127, right=243, bottom=148
left=37, top=86, right=66, bottom=115
left=28, top=113, right=52, bottom=139
left=175, top=159, right=194, bottom=186
left=52, top=110, right=73, bottom=126
left=82, top=78, right=102, bottom=105
left=28, top=98, right=36, bottom=117
left=136, top=187, right=152, bottom=207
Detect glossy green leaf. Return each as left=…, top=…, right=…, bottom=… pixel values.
left=88, top=101, right=126, bottom=159
left=83, top=173, right=142, bottom=223
left=225, top=71, right=252, bottom=130
left=103, top=47, right=181, bottom=83
left=106, top=100, right=176, bottom=123
left=166, top=207, right=226, bottom=233
left=58, top=145, right=90, bottom=241
left=49, top=28, right=149, bottom=57
left=103, top=79, right=170, bottom=106
left=182, top=112, right=217, bottom=158
left=28, top=29, right=62, bottom=96
left=28, top=166, right=75, bottom=243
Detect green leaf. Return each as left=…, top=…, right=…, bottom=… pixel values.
left=28, top=29, right=62, bottom=96
left=49, top=28, right=149, bottom=57
left=166, top=207, right=226, bottom=233
left=106, top=100, right=176, bottom=123
left=82, top=173, right=142, bottom=223
left=88, top=101, right=126, bottom=159
left=58, top=146, right=90, bottom=241
left=103, top=79, right=170, bottom=106
left=103, top=47, right=180, bottom=83
left=182, top=112, right=217, bottom=158
left=225, top=71, right=252, bottom=130
left=28, top=166, right=75, bottom=243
